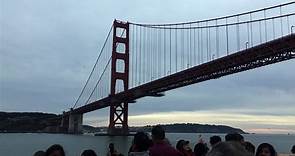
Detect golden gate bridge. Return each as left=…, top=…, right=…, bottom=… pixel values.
left=57, top=2, right=295, bottom=135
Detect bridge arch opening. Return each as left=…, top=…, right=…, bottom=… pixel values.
left=116, top=27, right=127, bottom=38
left=116, top=59, right=125, bottom=73
left=115, top=79, right=125, bottom=93
left=116, top=42, right=126, bottom=54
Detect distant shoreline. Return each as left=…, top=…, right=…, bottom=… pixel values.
left=1, top=112, right=247, bottom=134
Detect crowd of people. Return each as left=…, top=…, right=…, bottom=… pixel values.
left=34, top=125, right=295, bottom=156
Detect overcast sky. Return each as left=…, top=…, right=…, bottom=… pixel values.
left=1, top=0, right=295, bottom=134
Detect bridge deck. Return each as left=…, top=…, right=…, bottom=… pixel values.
left=68, top=34, right=295, bottom=115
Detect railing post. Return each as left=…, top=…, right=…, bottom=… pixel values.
left=245, top=42, right=249, bottom=49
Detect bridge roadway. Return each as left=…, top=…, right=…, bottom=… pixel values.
left=66, top=34, right=295, bottom=115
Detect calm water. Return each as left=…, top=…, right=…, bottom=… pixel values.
left=0, top=133, right=294, bottom=156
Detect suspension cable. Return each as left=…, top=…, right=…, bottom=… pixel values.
left=85, top=56, right=112, bottom=104
left=129, top=1, right=295, bottom=26
left=86, top=28, right=127, bottom=103
left=130, top=13, right=295, bottom=30
left=72, top=25, right=113, bottom=108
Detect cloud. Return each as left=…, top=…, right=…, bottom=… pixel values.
left=83, top=110, right=295, bottom=134
left=1, top=0, right=294, bottom=133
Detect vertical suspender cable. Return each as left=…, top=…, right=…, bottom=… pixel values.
left=160, top=28, right=162, bottom=78
left=259, top=21, right=262, bottom=44
left=144, top=27, right=147, bottom=82
left=182, top=24, right=184, bottom=68
left=158, top=28, right=161, bottom=78
left=272, top=18, right=275, bottom=39
left=216, top=20, right=219, bottom=58
left=237, top=16, right=240, bottom=51
left=280, top=6, right=283, bottom=36
left=139, top=26, right=142, bottom=84
left=208, top=24, right=211, bottom=60
left=169, top=26, right=172, bottom=74
left=287, top=16, right=290, bottom=34
left=150, top=28, right=153, bottom=80
left=201, top=25, right=203, bottom=63
left=264, top=10, right=268, bottom=41
left=198, top=23, right=200, bottom=64
left=250, top=13, right=253, bottom=46
left=175, top=25, right=178, bottom=72
left=135, top=26, right=138, bottom=86
left=187, top=25, right=190, bottom=67
left=164, top=28, right=166, bottom=76
left=193, top=26, right=196, bottom=65
left=131, top=25, right=135, bottom=87
left=247, top=20, right=250, bottom=48
left=226, top=18, right=229, bottom=55
left=189, top=24, right=192, bottom=66
left=207, top=22, right=209, bottom=61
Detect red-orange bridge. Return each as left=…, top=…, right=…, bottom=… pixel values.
left=59, top=2, right=295, bottom=135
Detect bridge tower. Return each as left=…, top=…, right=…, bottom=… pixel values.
left=108, top=20, right=130, bottom=135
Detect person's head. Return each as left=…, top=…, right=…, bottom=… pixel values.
left=176, top=140, right=185, bottom=151
left=255, top=143, right=277, bottom=156
left=225, top=133, right=244, bottom=142
left=151, top=125, right=165, bottom=141
left=34, top=150, right=46, bottom=156
left=133, top=132, right=151, bottom=152
left=207, top=141, right=252, bottom=156
left=292, top=145, right=295, bottom=154
left=176, top=140, right=191, bottom=152
left=244, top=141, right=255, bottom=154
left=109, top=143, right=115, bottom=153
left=194, top=143, right=209, bottom=156
left=81, top=149, right=97, bottom=156
left=210, top=136, right=222, bottom=147
left=45, top=144, right=65, bottom=156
